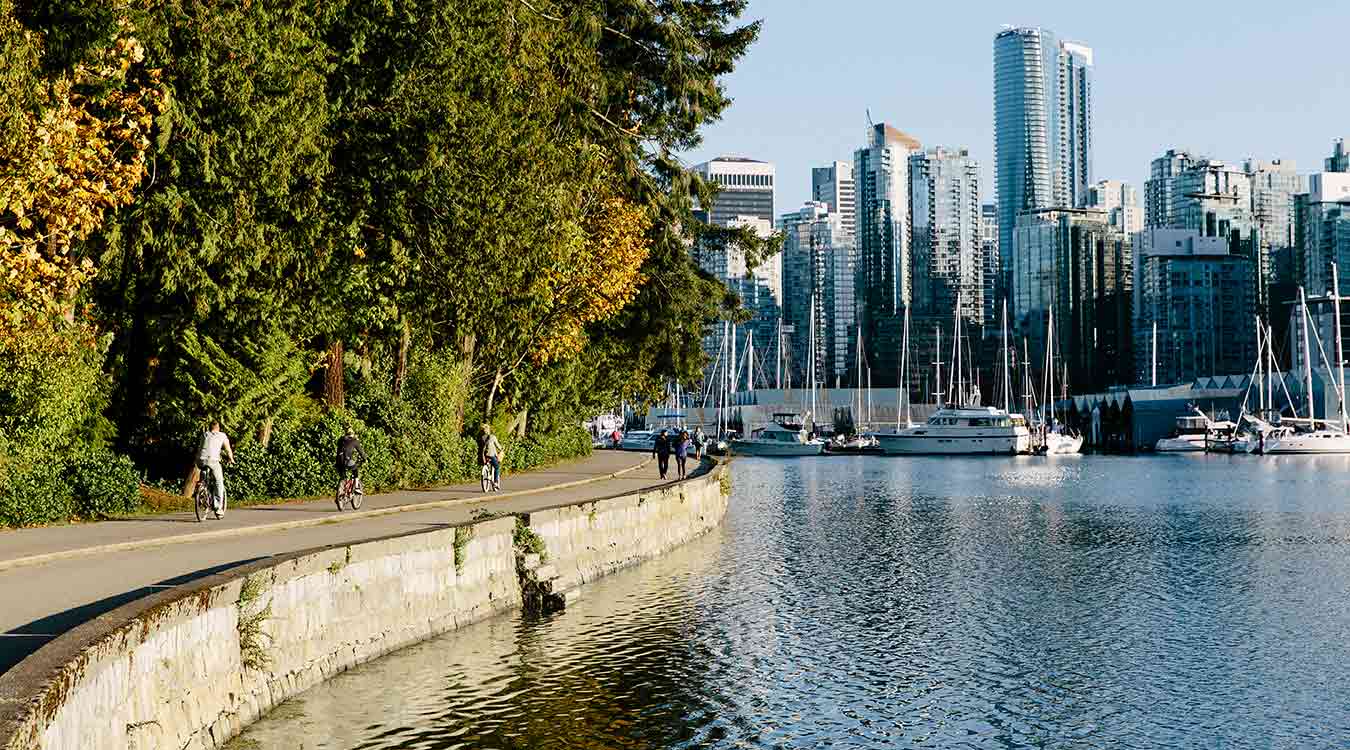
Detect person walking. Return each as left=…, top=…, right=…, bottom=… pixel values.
left=478, top=424, right=505, bottom=491
left=195, top=420, right=234, bottom=519
left=653, top=428, right=671, bottom=479
left=692, top=426, right=706, bottom=459
left=674, top=429, right=691, bottom=479
left=610, top=427, right=623, bottom=450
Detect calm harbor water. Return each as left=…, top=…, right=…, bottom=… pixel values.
left=228, top=455, right=1350, bottom=749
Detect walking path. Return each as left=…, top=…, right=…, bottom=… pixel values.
left=0, top=450, right=673, bottom=675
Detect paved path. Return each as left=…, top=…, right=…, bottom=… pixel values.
left=0, top=450, right=676, bottom=675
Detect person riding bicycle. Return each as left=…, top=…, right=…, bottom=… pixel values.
left=478, top=424, right=504, bottom=490
left=195, top=421, right=235, bottom=518
left=335, top=426, right=367, bottom=509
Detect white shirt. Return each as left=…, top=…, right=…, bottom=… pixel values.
left=197, top=430, right=232, bottom=464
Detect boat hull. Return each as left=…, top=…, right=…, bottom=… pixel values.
left=872, top=432, right=1028, bottom=455
left=1043, top=433, right=1083, bottom=455
left=1154, top=437, right=1206, bottom=452
left=1262, top=432, right=1350, bottom=454
left=730, top=440, right=825, bottom=457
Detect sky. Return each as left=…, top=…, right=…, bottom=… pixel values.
left=686, top=0, right=1349, bottom=212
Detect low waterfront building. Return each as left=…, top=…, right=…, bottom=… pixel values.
left=1132, top=228, right=1258, bottom=386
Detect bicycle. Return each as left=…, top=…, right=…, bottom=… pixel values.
left=193, top=466, right=222, bottom=522
left=337, top=475, right=364, bottom=511
left=480, top=462, right=494, bottom=493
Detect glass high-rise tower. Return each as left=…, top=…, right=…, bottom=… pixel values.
left=994, top=26, right=1093, bottom=311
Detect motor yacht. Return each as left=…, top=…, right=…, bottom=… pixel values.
left=872, top=406, right=1032, bottom=455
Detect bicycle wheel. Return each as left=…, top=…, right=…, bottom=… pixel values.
left=349, top=478, right=364, bottom=510
left=480, top=465, right=491, bottom=493
left=193, top=481, right=207, bottom=523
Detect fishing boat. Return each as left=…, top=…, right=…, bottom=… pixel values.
left=730, top=413, right=825, bottom=456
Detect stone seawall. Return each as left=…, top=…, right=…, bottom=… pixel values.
left=0, top=460, right=730, bottom=750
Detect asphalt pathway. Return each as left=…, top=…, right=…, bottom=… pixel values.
left=0, top=449, right=675, bottom=675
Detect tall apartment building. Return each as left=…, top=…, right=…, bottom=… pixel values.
left=980, top=204, right=1000, bottom=327
left=811, top=161, right=856, bottom=237
left=1327, top=139, right=1349, bottom=173
left=1291, top=171, right=1350, bottom=376
left=1133, top=229, right=1257, bottom=385
left=1086, top=179, right=1142, bottom=234
left=691, top=157, right=779, bottom=384
left=854, top=122, right=921, bottom=385
left=994, top=27, right=1094, bottom=303
left=779, top=203, right=856, bottom=389
left=1012, top=207, right=1130, bottom=392
left=908, top=147, right=984, bottom=326
left=1144, top=149, right=1196, bottom=229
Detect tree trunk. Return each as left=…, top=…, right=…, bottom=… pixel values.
left=393, top=319, right=410, bottom=398
left=485, top=367, right=503, bottom=418
left=508, top=408, right=528, bottom=437
left=258, top=415, right=274, bottom=449
left=182, top=464, right=200, bottom=499
left=323, top=339, right=345, bottom=409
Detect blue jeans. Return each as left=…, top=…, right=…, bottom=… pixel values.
left=487, top=456, right=501, bottom=485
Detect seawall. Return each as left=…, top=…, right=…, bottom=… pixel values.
left=0, top=460, right=731, bottom=750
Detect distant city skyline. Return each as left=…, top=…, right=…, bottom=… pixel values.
left=685, top=1, right=1346, bottom=211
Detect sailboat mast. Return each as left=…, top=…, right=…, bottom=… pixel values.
left=935, top=325, right=943, bottom=407
left=1001, top=299, right=1010, bottom=411
left=1268, top=323, right=1275, bottom=417
left=953, top=291, right=963, bottom=406
left=748, top=332, right=755, bottom=395
left=1334, top=263, right=1347, bottom=432
left=809, top=294, right=817, bottom=430
left=1151, top=320, right=1158, bottom=387
left=775, top=318, right=782, bottom=391
left=901, top=307, right=911, bottom=426
left=1300, top=286, right=1315, bottom=421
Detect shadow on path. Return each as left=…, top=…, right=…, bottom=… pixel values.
left=0, top=557, right=267, bottom=674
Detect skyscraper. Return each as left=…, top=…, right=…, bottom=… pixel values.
left=1144, top=149, right=1196, bottom=229
left=994, top=26, right=1094, bottom=304
left=811, top=161, right=856, bottom=237
left=908, top=146, right=984, bottom=326
left=1086, top=179, right=1142, bottom=235
left=1327, top=138, right=1349, bottom=173
left=779, top=202, right=856, bottom=389
left=691, top=156, right=775, bottom=226
left=854, top=122, right=921, bottom=385
left=980, top=204, right=1000, bottom=326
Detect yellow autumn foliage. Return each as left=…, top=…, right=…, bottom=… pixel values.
left=532, top=196, right=651, bottom=364
left=0, top=17, right=164, bottom=341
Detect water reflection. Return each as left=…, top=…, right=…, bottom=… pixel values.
left=230, top=456, right=1350, bottom=749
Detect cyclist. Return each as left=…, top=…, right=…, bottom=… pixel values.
left=478, top=423, right=504, bottom=491
left=195, top=420, right=235, bottom=518
left=335, top=425, right=366, bottom=510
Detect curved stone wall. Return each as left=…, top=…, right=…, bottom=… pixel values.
left=0, top=461, right=730, bottom=750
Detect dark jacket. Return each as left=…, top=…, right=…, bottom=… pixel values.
left=337, top=434, right=366, bottom=468
left=653, top=432, right=672, bottom=457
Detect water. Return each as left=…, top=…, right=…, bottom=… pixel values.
left=228, top=455, right=1350, bottom=749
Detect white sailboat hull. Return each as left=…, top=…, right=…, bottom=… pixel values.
left=1262, top=431, right=1350, bottom=454
left=1044, top=432, right=1083, bottom=455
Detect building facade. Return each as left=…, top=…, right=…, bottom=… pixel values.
left=1327, top=138, right=1349, bottom=173
left=854, top=122, right=921, bottom=385
left=1144, top=149, right=1196, bottom=229
left=1012, top=207, right=1129, bottom=392
left=811, top=161, right=856, bottom=237
left=909, top=146, right=984, bottom=326
left=691, top=156, right=775, bottom=226
left=779, top=203, right=857, bottom=389
left=1133, top=228, right=1258, bottom=385
left=1086, top=179, right=1142, bottom=235
left=980, top=203, right=1000, bottom=327
left=994, top=27, right=1094, bottom=304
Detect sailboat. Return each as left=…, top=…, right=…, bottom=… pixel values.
left=871, top=293, right=1031, bottom=455
left=1039, top=306, right=1083, bottom=455
left=1262, top=269, right=1350, bottom=454
left=731, top=296, right=825, bottom=457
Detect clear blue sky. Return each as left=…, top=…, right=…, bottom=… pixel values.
left=687, top=0, right=1348, bottom=212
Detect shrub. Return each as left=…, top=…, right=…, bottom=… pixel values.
left=503, top=425, right=592, bottom=473
left=68, top=452, right=142, bottom=519
left=0, top=448, right=73, bottom=527
left=229, top=408, right=394, bottom=502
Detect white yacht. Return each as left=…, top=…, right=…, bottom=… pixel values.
left=1154, top=413, right=1210, bottom=452
left=730, top=414, right=825, bottom=457
left=1260, top=280, right=1350, bottom=455
left=1043, top=428, right=1084, bottom=455
left=873, top=406, right=1032, bottom=455
left=1261, top=422, right=1350, bottom=454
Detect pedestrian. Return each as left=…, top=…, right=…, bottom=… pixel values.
left=692, top=426, right=706, bottom=459
left=653, top=428, right=671, bottom=479
left=674, top=430, right=690, bottom=479
left=611, top=427, right=623, bottom=450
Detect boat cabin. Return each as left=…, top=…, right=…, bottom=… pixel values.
left=1172, top=415, right=1208, bottom=436
left=750, top=423, right=807, bottom=444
